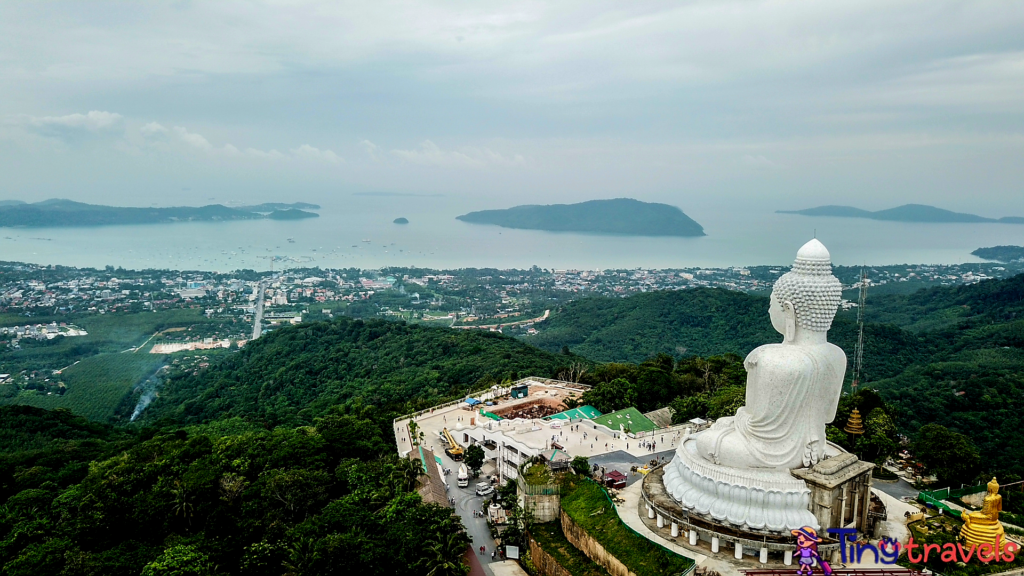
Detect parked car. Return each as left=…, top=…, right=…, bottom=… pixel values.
left=475, top=482, right=495, bottom=497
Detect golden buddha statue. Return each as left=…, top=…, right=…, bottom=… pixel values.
left=961, top=477, right=1005, bottom=549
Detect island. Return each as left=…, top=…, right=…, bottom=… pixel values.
left=237, top=202, right=320, bottom=212
left=393, top=217, right=409, bottom=224
left=265, top=209, right=319, bottom=220
left=0, top=199, right=319, bottom=227
left=777, top=203, right=1024, bottom=224
left=972, top=246, right=1024, bottom=262
left=456, top=198, right=705, bottom=237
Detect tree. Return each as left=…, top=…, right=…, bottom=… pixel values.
left=670, top=394, right=709, bottom=424
left=417, top=532, right=471, bottom=576
left=497, top=479, right=518, bottom=510
left=571, top=456, right=590, bottom=476
left=465, top=444, right=485, bottom=478
left=914, top=424, right=980, bottom=485
left=855, top=408, right=898, bottom=464
left=141, top=545, right=213, bottom=576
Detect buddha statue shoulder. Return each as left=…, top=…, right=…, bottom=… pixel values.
left=961, top=478, right=1005, bottom=548
left=695, top=239, right=846, bottom=470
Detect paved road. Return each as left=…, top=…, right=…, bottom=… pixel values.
left=251, top=281, right=266, bottom=340
left=872, top=477, right=920, bottom=501
left=427, top=439, right=500, bottom=576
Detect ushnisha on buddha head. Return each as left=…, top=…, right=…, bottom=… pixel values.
left=769, top=239, right=844, bottom=343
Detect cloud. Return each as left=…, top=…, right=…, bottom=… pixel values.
left=291, top=144, right=342, bottom=164
left=360, top=139, right=381, bottom=160
left=27, top=110, right=122, bottom=130
left=390, top=140, right=524, bottom=167
left=138, top=123, right=339, bottom=164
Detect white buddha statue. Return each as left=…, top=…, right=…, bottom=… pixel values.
left=662, top=239, right=847, bottom=532
left=695, top=239, right=846, bottom=469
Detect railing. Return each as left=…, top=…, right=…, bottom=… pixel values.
left=639, top=465, right=839, bottom=554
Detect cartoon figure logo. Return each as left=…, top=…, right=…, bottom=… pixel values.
left=792, top=527, right=832, bottom=576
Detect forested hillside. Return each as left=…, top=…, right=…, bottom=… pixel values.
left=0, top=405, right=466, bottom=575
left=838, top=272, right=1024, bottom=331
left=144, top=317, right=571, bottom=427
left=529, top=288, right=925, bottom=382
left=528, top=289, right=777, bottom=362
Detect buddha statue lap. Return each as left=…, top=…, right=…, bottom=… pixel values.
left=663, top=239, right=847, bottom=532
left=961, top=478, right=1005, bottom=550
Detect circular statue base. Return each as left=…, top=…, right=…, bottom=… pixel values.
left=662, top=438, right=819, bottom=533
left=642, top=465, right=839, bottom=558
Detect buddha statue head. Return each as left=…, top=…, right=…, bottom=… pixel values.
left=988, top=477, right=1000, bottom=495
left=770, top=239, right=843, bottom=342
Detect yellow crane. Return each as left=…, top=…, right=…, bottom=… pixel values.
left=442, top=428, right=464, bottom=460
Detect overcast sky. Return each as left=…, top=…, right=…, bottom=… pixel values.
left=1, top=1, right=1022, bottom=214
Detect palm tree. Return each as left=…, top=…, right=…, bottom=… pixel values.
left=388, top=457, right=422, bottom=494
left=417, top=532, right=470, bottom=576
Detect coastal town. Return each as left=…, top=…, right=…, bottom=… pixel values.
left=2, top=259, right=1022, bottom=338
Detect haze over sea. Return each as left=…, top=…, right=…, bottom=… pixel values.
left=3, top=195, right=1024, bottom=272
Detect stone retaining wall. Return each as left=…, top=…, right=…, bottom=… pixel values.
left=528, top=535, right=574, bottom=576
left=560, top=509, right=636, bottom=576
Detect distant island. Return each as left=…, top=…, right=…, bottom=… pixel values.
left=0, top=199, right=318, bottom=227
left=456, top=198, right=705, bottom=237
left=393, top=217, right=409, bottom=224
left=778, top=203, right=1024, bottom=224
left=236, top=202, right=320, bottom=212
left=972, top=246, right=1024, bottom=262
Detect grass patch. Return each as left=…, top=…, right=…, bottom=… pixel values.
left=3, top=353, right=165, bottom=421
left=560, top=477, right=693, bottom=576
left=530, top=523, right=611, bottom=576
left=523, top=462, right=554, bottom=486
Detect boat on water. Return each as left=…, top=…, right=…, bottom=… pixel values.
left=361, top=239, right=371, bottom=242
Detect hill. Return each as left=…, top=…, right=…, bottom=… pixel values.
left=778, top=203, right=1023, bottom=224
left=837, top=271, right=1024, bottom=332
left=0, top=199, right=318, bottom=227
left=456, top=198, right=706, bottom=237
left=972, top=245, right=1024, bottom=262
left=527, top=288, right=924, bottom=381
left=143, top=317, right=572, bottom=427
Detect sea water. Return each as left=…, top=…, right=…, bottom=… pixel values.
left=3, top=195, right=1024, bottom=272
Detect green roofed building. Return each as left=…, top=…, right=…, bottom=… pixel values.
left=592, top=407, right=659, bottom=434
left=546, top=405, right=603, bottom=421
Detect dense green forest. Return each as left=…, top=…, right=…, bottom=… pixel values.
left=0, top=405, right=467, bottom=575
left=144, top=317, right=571, bottom=427
left=1, top=320, right=580, bottom=575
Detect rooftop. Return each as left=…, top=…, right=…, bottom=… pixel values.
left=592, top=407, right=658, bottom=434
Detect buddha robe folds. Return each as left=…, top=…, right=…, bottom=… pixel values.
left=695, top=342, right=845, bottom=470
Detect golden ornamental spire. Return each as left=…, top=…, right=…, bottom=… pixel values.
left=844, top=408, right=865, bottom=435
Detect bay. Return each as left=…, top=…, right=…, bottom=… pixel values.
left=2, top=195, right=1023, bottom=272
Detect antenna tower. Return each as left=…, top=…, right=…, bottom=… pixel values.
left=852, top=268, right=867, bottom=391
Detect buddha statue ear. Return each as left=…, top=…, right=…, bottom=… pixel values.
left=782, top=301, right=796, bottom=342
